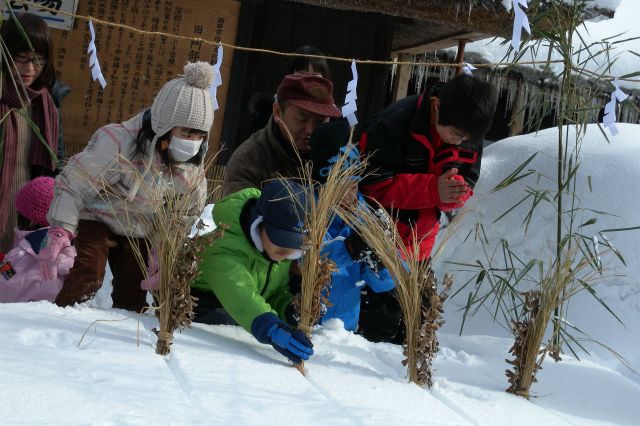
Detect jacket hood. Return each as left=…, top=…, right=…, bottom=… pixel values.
left=213, top=187, right=261, bottom=236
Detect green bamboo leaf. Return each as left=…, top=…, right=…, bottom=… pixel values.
left=597, top=235, right=628, bottom=266
left=611, top=35, right=640, bottom=44
left=459, top=292, right=474, bottom=335
left=583, top=208, right=618, bottom=218
left=618, top=70, right=640, bottom=79
left=491, top=152, right=539, bottom=193
left=598, top=225, right=640, bottom=233
left=578, top=218, right=597, bottom=227
left=493, top=192, right=533, bottom=224
left=577, top=279, right=624, bottom=325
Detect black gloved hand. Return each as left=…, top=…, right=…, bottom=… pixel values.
left=344, top=232, right=383, bottom=274
left=358, top=289, right=403, bottom=343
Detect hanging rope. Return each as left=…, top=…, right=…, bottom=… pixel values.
left=12, top=0, right=640, bottom=83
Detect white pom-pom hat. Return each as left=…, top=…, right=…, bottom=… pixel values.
left=151, top=61, right=215, bottom=137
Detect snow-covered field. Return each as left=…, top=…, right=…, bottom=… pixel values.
left=2, top=124, right=639, bottom=425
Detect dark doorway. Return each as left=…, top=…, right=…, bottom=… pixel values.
left=219, top=0, right=394, bottom=163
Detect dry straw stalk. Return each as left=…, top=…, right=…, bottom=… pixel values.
left=277, top=120, right=365, bottom=373
left=76, top=153, right=219, bottom=355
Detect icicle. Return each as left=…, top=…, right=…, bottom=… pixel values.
left=511, top=0, right=531, bottom=53
left=603, top=79, right=628, bottom=136
left=342, top=60, right=359, bottom=127
left=389, top=56, right=398, bottom=94
left=87, top=20, right=107, bottom=88
left=210, top=44, right=224, bottom=111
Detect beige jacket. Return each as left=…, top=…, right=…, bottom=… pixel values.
left=48, top=111, right=207, bottom=237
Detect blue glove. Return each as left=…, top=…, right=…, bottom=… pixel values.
left=252, top=313, right=314, bottom=363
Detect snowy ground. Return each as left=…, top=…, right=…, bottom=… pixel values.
left=2, top=124, right=639, bottom=425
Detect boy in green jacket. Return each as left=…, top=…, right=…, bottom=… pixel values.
left=192, top=179, right=313, bottom=363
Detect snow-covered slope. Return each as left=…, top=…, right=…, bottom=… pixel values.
left=2, top=301, right=638, bottom=425
left=434, top=123, right=640, bottom=376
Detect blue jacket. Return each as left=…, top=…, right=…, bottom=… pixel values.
left=319, top=197, right=395, bottom=331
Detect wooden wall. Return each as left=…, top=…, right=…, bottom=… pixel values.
left=51, top=0, right=240, bottom=157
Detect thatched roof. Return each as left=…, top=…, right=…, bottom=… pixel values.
left=287, top=0, right=617, bottom=52
left=287, top=0, right=509, bottom=25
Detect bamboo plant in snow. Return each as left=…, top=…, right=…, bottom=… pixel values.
left=505, top=247, right=605, bottom=398
left=448, top=0, right=636, bottom=398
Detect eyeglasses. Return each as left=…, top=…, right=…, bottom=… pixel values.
left=14, top=55, right=48, bottom=68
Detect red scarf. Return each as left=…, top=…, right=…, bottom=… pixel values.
left=0, top=80, right=59, bottom=231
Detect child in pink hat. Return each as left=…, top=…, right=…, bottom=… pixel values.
left=0, top=177, right=76, bottom=303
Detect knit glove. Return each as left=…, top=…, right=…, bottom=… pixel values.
left=344, top=232, right=383, bottom=274
left=140, top=250, right=160, bottom=290
left=39, top=227, right=74, bottom=281
left=251, top=313, right=314, bottom=363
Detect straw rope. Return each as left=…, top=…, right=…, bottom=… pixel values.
left=12, top=1, right=639, bottom=83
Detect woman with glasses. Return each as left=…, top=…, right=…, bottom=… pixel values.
left=0, top=13, right=60, bottom=252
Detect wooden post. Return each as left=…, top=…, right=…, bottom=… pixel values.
left=391, top=52, right=412, bottom=101
left=454, top=39, right=468, bottom=75
left=510, top=78, right=527, bottom=136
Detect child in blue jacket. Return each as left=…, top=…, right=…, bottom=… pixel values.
left=308, top=121, right=399, bottom=337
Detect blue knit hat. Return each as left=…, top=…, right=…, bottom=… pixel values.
left=254, top=180, right=308, bottom=249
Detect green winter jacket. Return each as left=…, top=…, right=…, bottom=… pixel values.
left=192, top=188, right=292, bottom=332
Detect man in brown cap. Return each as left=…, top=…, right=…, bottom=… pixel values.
left=223, top=73, right=341, bottom=197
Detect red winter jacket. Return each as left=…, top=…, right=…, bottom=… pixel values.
left=359, top=86, right=482, bottom=260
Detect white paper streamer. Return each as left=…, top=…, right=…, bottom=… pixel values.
left=342, top=60, right=359, bottom=127
left=463, top=62, right=477, bottom=76
left=603, top=79, right=628, bottom=136
left=210, top=45, right=223, bottom=111
left=87, top=21, right=107, bottom=88
left=511, top=0, right=531, bottom=53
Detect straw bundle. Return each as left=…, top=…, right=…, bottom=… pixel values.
left=277, top=121, right=365, bottom=373
left=77, top=153, right=219, bottom=355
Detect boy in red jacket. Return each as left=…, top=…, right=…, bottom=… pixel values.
left=359, top=74, right=498, bottom=260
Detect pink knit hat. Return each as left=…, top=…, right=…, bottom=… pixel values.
left=15, top=177, right=55, bottom=227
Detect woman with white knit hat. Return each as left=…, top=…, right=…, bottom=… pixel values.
left=42, top=62, right=214, bottom=311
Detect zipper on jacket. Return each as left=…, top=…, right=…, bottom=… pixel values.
left=260, top=261, right=275, bottom=296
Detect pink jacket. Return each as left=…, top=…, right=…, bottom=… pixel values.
left=0, top=228, right=76, bottom=303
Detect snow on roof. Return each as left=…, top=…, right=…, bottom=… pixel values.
left=467, top=0, right=639, bottom=89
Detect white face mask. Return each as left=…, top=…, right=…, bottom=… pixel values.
left=168, top=135, right=203, bottom=162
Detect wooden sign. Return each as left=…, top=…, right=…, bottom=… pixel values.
left=51, top=0, right=240, bottom=157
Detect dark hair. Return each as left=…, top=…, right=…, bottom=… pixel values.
left=437, top=74, right=498, bottom=140
left=286, top=45, right=332, bottom=81
left=0, top=13, right=56, bottom=90
left=133, top=109, right=206, bottom=165
left=17, top=212, right=39, bottom=231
